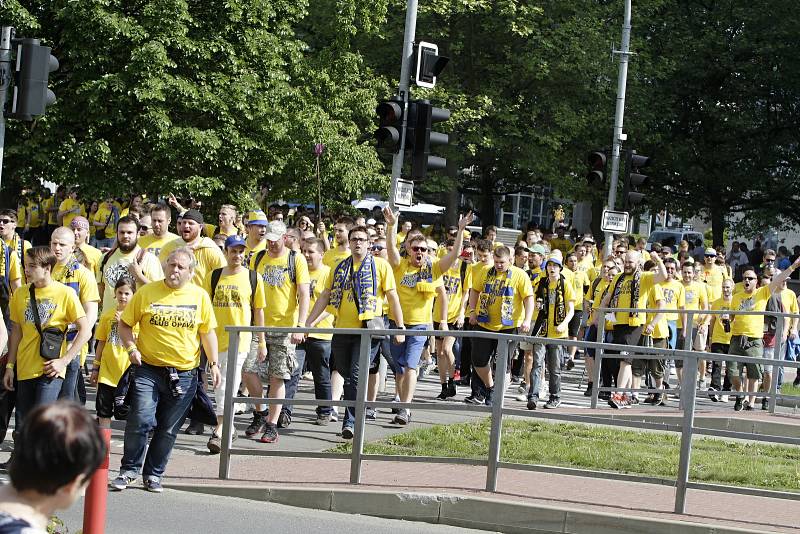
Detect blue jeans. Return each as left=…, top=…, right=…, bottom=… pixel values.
left=15, top=376, right=63, bottom=425
left=119, top=364, right=197, bottom=482
left=58, top=358, right=80, bottom=400
left=529, top=344, right=565, bottom=400
left=778, top=338, right=800, bottom=389
left=330, top=334, right=380, bottom=430
left=283, top=338, right=332, bottom=417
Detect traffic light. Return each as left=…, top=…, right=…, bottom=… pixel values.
left=6, top=38, right=59, bottom=121
left=586, top=150, right=606, bottom=185
left=622, top=150, right=652, bottom=209
left=407, top=100, right=450, bottom=180
left=414, top=41, right=449, bottom=89
left=374, top=97, right=404, bottom=153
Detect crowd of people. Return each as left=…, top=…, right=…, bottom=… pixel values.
left=1, top=187, right=799, bottom=496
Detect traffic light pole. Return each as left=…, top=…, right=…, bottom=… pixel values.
left=604, top=0, right=632, bottom=258
left=0, top=26, right=12, bottom=194
left=388, top=0, right=418, bottom=211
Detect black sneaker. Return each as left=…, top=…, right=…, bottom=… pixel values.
left=394, top=409, right=409, bottom=425
left=365, top=407, right=377, bottom=420
left=643, top=394, right=656, bottom=405
left=245, top=411, right=267, bottom=437
left=656, top=393, right=667, bottom=406
left=526, top=398, right=537, bottom=410
left=185, top=421, right=205, bottom=435
left=446, top=382, right=457, bottom=398
left=436, top=385, right=449, bottom=400
left=277, top=411, right=291, bottom=429
left=566, top=359, right=575, bottom=371
left=734, top=397, right=743, bottom=411
left=259, top=423, right=279, bottom=443
left=544, top=397, right=561, bottom=409
left=464, top=394, right=484, bottom=404
left=743, top=400, right=754, bottom=411
left=583, top=383, right=593, bottom=397
left=341, top=426, right=354, bottom=440
left=761, top=397, right=769, bottom=411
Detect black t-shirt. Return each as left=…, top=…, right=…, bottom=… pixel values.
left=0, top=512, right=43, bottom=534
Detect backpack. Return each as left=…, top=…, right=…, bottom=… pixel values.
left=252, top=249, right=297, bottom=284
left=210, top=268, right=259, bottom=309
left=0, top=244, right=11, bottom=326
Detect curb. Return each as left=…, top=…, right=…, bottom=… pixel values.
left=164, top=483, right=776, bottom=534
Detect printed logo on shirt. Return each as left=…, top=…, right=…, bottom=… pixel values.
left=443, top=275, right=461, bottom=296
left=261, top=265, right=287, bottom=287
left=109, top=320, right=122, bottom=346
left=400, top=272, right=420, bottom=288
left=104, top=260, right=131, bottom=289
left=148, top=303, right=198, bottom=328
left=25, top=298, right=56, bottom=325
left=662, top=288, right=676, bottom=304
left=738, top=297, right=755, bottom=311
left=213, top=284, right=244, bottom=309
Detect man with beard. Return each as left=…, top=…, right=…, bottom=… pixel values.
left=97, top=216, right=163, bottom=313
left=139, top=204, right=179, bottom=258
left=322, top=217, right=353, bottom=269
left=159, top=209, right=225, bottom=287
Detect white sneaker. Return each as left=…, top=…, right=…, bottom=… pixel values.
left=330, top=408, right=339, bottom=422
left=517, top=382, right=527, bottom=394
left=234, top=403, right=247, bottom=415
left=514, top=394, right=527, bottom=402
left=720, top=395, right=729, bottom=403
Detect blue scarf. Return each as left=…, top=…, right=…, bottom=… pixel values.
left=477, top=267, right=514, bottom=326
left=327, top=254, right=378, bottom=320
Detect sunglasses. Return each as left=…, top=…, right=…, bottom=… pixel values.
left=371, top=245, right=385, bottom=251
left=764, top=258, right=775, bottom=263
left=411, top=246, right=428, bottom=253
left=349, top=237, right=368, bottom=243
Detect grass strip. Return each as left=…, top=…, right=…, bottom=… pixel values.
left=333, top=418, right=800, bottom=491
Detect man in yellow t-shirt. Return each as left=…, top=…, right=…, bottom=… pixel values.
left=91, top=198, right=120, bottom=249
left=3, top=247, right=90, bottom=425
left=384, top=208, right=471, bottom=422
left=469, top=245, right=534, bottom=405
left=305, top=224, right=404, bottom=438
left=202, top=235, right=266, bottom=453
left=159, top=210, right=225, bottom=288
left=70, top=217, right=102, bottom=274
left=705, top=279, right=734, bottom=401
left=241, top=210, right=268, bottom=267
left=0, top=209, right=32, bottom=285
left=0, top=224, right=23, bottom=298
left=583, top=258, right=620, bottom=397
left=726, top=260, right=799, bottom=412
left=243, top=220, right=309, bottom=443
left=139, top=204, right=179, bottom=258
left=565, top=252, right=590, bottom=368
left=675, top=262, right=709, bottom=382
left=50, top=227, right=100, bottom=402
left=633, top=261, right=667, bottom=405
left=322, top=216, right=353, bottom=269
left=701, top=248, right=726, bottom=301
left=528, top=255, right=575, bottom=409
left=113, top=246, right=219, bottom=492
left=58, top=189, right=85, bottom=228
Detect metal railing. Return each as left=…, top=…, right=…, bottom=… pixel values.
left=217, top=307, right=800, bottom=514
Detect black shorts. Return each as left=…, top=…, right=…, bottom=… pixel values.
left=609, top=325, right=644, bottom=363
left=434, top=321, right=460, bottom=339
left=470, top=326, right=518, bottom=368
left=710, top=342, right=730, bottom=356
left=568, top=311, right=584, bottom=338
left=95, top=382, right=116, bottom=419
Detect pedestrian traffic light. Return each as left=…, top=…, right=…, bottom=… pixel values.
left=414, top=41, right=449, bottom=89
left=586, top=150, right=606, bottom=185
left=6, top=38, right=59, bottom=121
left=407, top=100, right=450, bottom=180
left=623, top=150, right=651, bottom=209
left=374, top=97, right=404, bottom=153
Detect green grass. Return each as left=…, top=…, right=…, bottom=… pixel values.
left=781, top=382, right=800, bottom=399
left=333, top=419, right=800, bottom=491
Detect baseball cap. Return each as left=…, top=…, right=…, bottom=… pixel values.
left=529, top=244, right=546, bottom=255
left=224, top=235, right=246, bottom=249
left=704, top=247, right=717, bottom=256
left=245, top=210, right=268, bottom=226
left=367, top=218, right=376, bottom=226
left=544, top=254, right=563, bottom=269
left=265, top=220, right=287, bottom=242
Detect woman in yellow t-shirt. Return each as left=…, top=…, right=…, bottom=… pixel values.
left=90, top=277, right=136, bottom=427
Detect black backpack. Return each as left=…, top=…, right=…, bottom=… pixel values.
left=210, top=268, right=259, bottom=310
left=252, top=249, right=297, bottom=284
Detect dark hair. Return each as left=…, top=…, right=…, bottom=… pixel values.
left=0, top=208, right=17, bottom=222
left=116, top=215, right=140, bottom=231
left=115, top=276, right=136, bottom=292
left=493, top=245, right=511, bottom=259
left=475, top=239, right=493, bottom=253
left=514, top=245, right=528, bottom=257
left=303, top=237, right=326, bottom=251
left=348, top=225, right=369, bottom=239
left=663, top=257, right=678, bottom=268
left=25, top=246, right=57, bottom=271
left=10, top=401, right=106, bottom=495
left=149, top=203, right=170, bottom=217
left=336, top=216, right=355, bottom=229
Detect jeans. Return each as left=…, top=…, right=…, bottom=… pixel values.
left=777, top=337, right=800, bottom=389
left=529, top=344, right=564, bottom=400
left=15, top=376, right=63, bottom=425
left=58, top=358, right=81, bottom=401
left=119, top=364, right=198, bottom=482
left=330, top=334, right=380, bottom=430
left=283, top=338, right=332, bottom=417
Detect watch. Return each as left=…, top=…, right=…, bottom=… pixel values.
left=209, top=361, right=218, bottom=367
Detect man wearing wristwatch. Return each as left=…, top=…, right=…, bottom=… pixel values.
left=110, top=247, right=219, bottom=493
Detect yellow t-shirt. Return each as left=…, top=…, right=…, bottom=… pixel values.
left=95, top=309, right=135, bottom=387
left=548, top=237, right=573, bottom=256
left=781, top=288, right=799, bottom=316
left=98, top=248, right=164, bottom=312
left=659, top=279, right=685, bottom=322
left=644, top=284, right=668, bottom=339
left=26, top=201, right=42, bottom=228
left=92, top=206, right=118, bottom=239
left=709, top=297, right=734, bottom=345
left=203, top=268, right=267, bottom=353
left=730, top=286, right=772, bottom=338
left=679, top=281, right=708, bottom=328
left=9, top=282, right=85, bottom=380
left=139, top=232, right=179, bottom=258
left=308, top=265, right=334, bottom=340
left=159, top=237, right=226, bottom=287
left=251, top=249, right=310, bottom=327
left=59, top=198, right=85, bottom=228
left=52, top=259, right=100, bottom=366
left=326, top=256, right=396, bottom=329
left=79, top=243, right=102, bottom=275
left=5, top=235, right=32, bottom=284
left=121, top=280, right=216, bottom=370
left=243, top=239, right=266, bottom=268
left=434, top=260, right=472, bottom=324
left=41, top=196, right=55, bottom=226
left=322, top=247, right=351, bottom=269
left=608, top=271, right=657, bottom=327
left=471, top=265, right=534, bottom=331
left=570, top=269, right=590, bottom=309
left=542, top=276, right=576, bottom=339
left=0, top=243, right=22, bottom=285
left=391, top=258, right=444, bottom=326
left=702, top=265, right=725, bottom=301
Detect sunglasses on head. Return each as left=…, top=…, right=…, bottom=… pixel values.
left=411, top=246, right=428, bottom=253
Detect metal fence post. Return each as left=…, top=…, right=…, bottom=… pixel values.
left=218, top=329, right=241, bottom=479
left=769, top=315, right=784, bottom=414
left=674, top=331, right=698, bottom=514
left=590, top=319, right=605, bottom=409
left=349, top=332, right=373, bottom=484
left=486, top=336, right=510, bottom=492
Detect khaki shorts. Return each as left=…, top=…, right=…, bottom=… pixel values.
left=242, top=333, right=297, bottom=381
left=631, top=337, right=667, bottom=379
left=726, top=336, right=763, bottom=381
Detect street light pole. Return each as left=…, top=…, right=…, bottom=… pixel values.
left=0, top=26, right=13, bottom=194
left=604, top=0, right=632, bottom=258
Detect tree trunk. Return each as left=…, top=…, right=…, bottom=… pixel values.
left=710, top=198, right=726, bottom=247
left=480, top=172, right=496, bottom=228
left=590, top=196, right=603, bottom=242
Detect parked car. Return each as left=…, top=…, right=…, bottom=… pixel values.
left=646, top=229, right=704, bottom=251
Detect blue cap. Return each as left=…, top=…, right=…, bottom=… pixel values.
left=224, top=235, right=246, bottom=249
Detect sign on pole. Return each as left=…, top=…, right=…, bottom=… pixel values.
left=601, top=209, right=629, bottom=234
left=394, top=179, right=414, bottom=207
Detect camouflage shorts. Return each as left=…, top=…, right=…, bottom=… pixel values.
left=242, top=333, right=297, bottom=381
